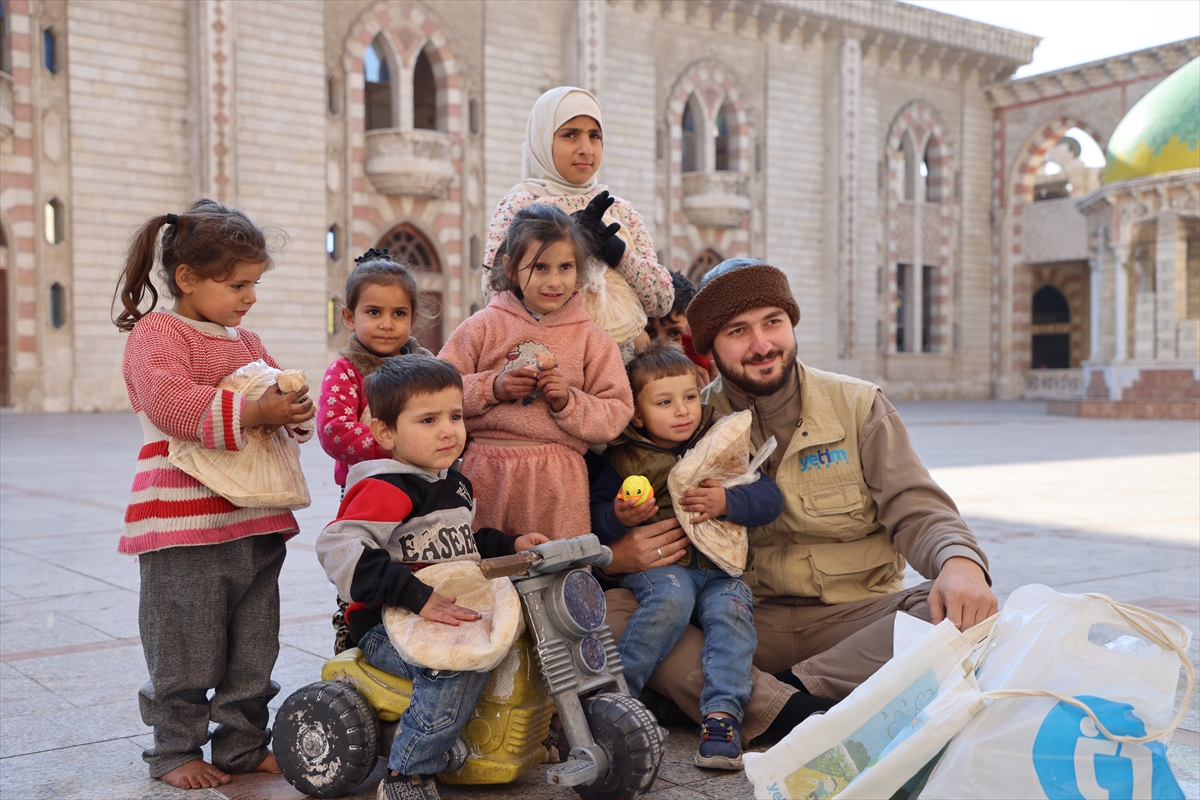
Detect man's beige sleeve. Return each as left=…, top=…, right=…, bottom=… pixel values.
left=859, top=392, right=991, bottom=583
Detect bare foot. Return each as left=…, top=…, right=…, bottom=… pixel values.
left=160, top=759, right=232, bottom=789
left=254, top=751, right=282, bottom=773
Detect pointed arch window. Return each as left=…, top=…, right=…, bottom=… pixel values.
left=901, top=133, right=917, bottom=201
left=413, top=47, right=438, bottom=131
left=378, top=224, right=440, bottom=273
left=681, top=95, right=701, bottom=174
left=921, top=142, right=933, bottom=202
left=364, top=35, right=392, bottom=130
left=714, top=102, right=733, bottom=172
left=687, top=249, right=722, bottom=285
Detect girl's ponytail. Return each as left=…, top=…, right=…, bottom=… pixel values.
left=113, top=215, right=172, bottom=332
left=112, top=199, right=276, bottom=332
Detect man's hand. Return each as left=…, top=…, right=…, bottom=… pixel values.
left=494, top=367, right=538, bottom=402
left=603, top=517, right=689, bottom=575
left=929, top=557, right=997, bottom=630
left=514, top=533, right=550, bottom=551
left=614, top=495, right=659, bottom=528
left=418, top=591, right=482, bottom=626
left=678, top=479, right=727, bottom=524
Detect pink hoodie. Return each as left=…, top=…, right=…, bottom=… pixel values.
left=438, top=291, right=633, bottom=450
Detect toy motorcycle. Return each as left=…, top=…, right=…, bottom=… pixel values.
left=275, top=535, right=668, bottom=799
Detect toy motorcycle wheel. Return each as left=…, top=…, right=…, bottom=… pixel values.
left=275, top=680, right=379, bottom=799
left=575, top=693, right=666, bottom=800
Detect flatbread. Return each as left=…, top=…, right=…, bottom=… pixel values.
left=383, top=561, right=525, bottom=672
left=666, top=411, right=753, bottom=577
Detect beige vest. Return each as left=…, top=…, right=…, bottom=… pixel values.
left=705, top=362, right=907, bottom=605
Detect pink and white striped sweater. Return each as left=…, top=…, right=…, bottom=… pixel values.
left=119, top=310, right=311, bottom=556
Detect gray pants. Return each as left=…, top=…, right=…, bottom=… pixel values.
left=605, top=582, right=933, bottom=742
left=137, top=534, right=286, bottom=777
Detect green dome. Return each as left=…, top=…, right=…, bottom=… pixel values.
left=1105, top=57, right=1200, bottom=182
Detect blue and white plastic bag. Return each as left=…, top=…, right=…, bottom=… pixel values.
left=921, top=584, right=1193, bottom=799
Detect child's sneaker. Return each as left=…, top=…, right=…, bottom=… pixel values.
left=694, top=716, right=743, bottom=770
left=377, top=773, right=439, bottom=800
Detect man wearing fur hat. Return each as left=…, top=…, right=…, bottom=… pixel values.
left=602, top=259, right=997, bottom=743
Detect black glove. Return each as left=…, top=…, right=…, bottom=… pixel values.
left=572, top=190, right=627, bottom=267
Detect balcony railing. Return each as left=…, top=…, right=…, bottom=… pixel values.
left=0, top=72, right=14, bottom=140
left=1022, top=368, right=1083, bottom=399
left=681, top=171, right=751, bottom=228
left=365, top=129, right=454, bottom=198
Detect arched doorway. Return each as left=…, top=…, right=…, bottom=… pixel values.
left=687, top=249, right=722, bottom=286
left=376, top=223, right=444, bottom=353
left=1031, top=285, right=1070, bottom=369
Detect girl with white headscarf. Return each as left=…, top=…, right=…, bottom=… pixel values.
left=481, top=87, right=673, bottom=352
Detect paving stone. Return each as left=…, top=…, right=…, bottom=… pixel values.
left=0, top=698, right=147, bottom=758
left=0, top=661, right=76, bottom=718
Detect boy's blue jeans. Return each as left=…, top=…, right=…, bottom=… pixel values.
left=358, top=624, right=490, bottom=777
left=618, top=564, right=756, bottom=722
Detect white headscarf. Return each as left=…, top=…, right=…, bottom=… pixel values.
left=513, top=86, right=609, bottom=198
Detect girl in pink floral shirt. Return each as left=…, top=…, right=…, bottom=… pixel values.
left=318, top=250, right=433, bottom=488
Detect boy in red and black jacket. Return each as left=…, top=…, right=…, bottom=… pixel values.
left=316, top=356, right=546, bottom=800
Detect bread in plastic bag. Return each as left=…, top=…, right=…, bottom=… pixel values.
left=666, top=410, right=776, bottom=577
left=581, top=264, right=648, bottom=347
left=383, top=561, right=525, bottom=672
left=167, top=360, right=312, bottom=510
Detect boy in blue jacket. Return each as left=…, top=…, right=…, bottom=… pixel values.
left=588, top=340, right=783, bottom=771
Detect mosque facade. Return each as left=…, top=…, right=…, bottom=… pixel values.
left=0, top=0, right=1196, bottom=413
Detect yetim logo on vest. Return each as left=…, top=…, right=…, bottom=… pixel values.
left=1031, top=695, right=1184, bottom=799
left=799, top=448, right=849, bottom=473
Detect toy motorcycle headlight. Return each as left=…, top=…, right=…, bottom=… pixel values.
left=546, top=569, right=606, bottom=638
left=575, top=635, right=607, bottom=674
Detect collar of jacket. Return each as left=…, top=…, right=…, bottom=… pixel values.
left=493, top=288, right=591, bottom=327
left=339, top=334, right=432, bottom=377
left=719, top=360, right=847, bottom=449
left=345, top=457, right=446, bottom=491
left=610, top=403, right=717, bottom=455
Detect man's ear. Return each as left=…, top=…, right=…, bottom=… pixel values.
left=369, top=417, right=395, bottom=451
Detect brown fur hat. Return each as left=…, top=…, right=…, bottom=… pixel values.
left=685, top=259, right=800, bottom=355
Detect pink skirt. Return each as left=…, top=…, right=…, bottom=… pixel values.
left=461, top=440, right=591, bottom=540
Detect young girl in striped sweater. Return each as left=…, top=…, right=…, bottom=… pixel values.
left=114, top=198, right=315, bottom=790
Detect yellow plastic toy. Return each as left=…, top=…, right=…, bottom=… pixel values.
left=323, top=637, right=553, bottom=785
left=619, top=475, right=654, bottom=507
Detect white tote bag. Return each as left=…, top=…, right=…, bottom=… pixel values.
left=921, top=584, right=1194, bottom=799
left=744, top=616, right=994, bottom=800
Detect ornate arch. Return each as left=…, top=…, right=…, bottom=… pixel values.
left=666, top=59, right=751, bottom=173
left=343, top=1, right=463, bottom=137
left=1009, top=116, right=1107, bottom=205
left=885, top=100, right=952, bottom=204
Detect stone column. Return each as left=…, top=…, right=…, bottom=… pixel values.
left=1155, top=212, right=1187, bottom=359
left=1089, top=234, right=1103, bottom=360
left=574, top=0, right=605, bottom=100
left=187, top=0, right=237, bottom=204
left=1115, top=245, right=1129, bottom=361
left=836, top=29, right=862, bottom=358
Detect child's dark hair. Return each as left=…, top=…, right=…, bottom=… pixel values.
left=365, top=355, right=463, bottom=429
left=488, top=204, right=592, bottom=298
left=667, top=271, right=696, bottom=319
left=344, top=248, right=437, bottom=337
left=626, top=339, right=699, bottom=399
left=113, top=198, right=276, bottom=332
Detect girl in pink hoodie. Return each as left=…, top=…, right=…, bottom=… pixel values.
left=439, top=204, right=633, bottom=539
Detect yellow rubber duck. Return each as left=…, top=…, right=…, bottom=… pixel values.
left=619, top=475, right=654, bottom=507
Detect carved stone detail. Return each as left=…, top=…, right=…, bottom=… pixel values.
left=681, top=171, right=752, bottom=227
left=365, top=129, right=455, bottom=198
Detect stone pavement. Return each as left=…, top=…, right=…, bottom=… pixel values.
left=1, top=401, right=1197, bottom=800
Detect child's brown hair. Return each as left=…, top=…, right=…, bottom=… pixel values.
left=343, top=248, right=437, bottom=339
left=365, top=354, right=463, bottom=429
left=625, top=338, right=698, bottom=400
left=113, top=198, right=276, bottom=332
left=487, top=204, right=593, bottom=299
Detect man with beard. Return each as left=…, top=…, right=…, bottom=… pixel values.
left=600, top=259, right=997, bottom=742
